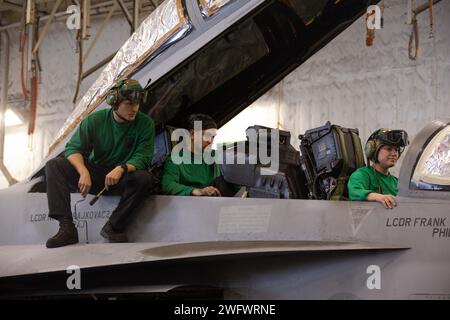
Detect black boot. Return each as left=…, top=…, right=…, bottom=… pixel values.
left=46, top=217, right=79, bottom=248
left=100, top=221, right=128, bottom=243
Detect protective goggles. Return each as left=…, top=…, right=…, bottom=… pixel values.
left=119, top=88, right=145, bottom=103
left=377, top=130, right=409, bottom=148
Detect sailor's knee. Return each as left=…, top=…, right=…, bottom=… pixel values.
left=128, top=170, right=153, bottom=188
left=45, top=157, right=69, bottom=175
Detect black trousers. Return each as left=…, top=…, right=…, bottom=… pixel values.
left=45, top=157, right=153, bottom=231
left=211, top=176, right=236, bottom=197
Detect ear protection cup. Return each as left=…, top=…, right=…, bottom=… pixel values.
left=106, top=89, right=119, bottom=109
left=364, top=139, right=377, bottom=161
left=365, top=128, right=390, bottom=163
left=106, top=79, right=125, bottom=109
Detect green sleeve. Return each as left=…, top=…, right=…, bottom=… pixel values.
left=127, top=118, right=155, bottom=170
left=162, top=158, right=195, bottom=196
left=348, top=169, right=373, bottom=201
left=64, top=118, right=91, bottom=158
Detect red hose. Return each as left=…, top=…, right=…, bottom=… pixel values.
left=28, top=76, right=38, bottom=135
left=20, top=31, right=29, bottom=100
left=429, top=0, right=433, bottom=26
left=429, top=0, right=434, bottom=37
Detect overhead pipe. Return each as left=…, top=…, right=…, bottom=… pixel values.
left=83, top=1, right=117, bottom=63
left=0, top=0, right=155, bottom=31
left=0, top=30, right=18, bottom=185
left=32, top=0, right=63, bottom=54
left=116, top=0, right=134, bottom=31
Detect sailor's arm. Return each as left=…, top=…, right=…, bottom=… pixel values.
left=348, top=170, right=396, bottom=209
left=126, top=117, right=155, bottom=171
left=161, top=158, right=196, bottom=196
left=367, top=193, right=397, bottom=209
left=348, top=170, right=373, bottom=201
left=67, top=153, right=91, bottom=197
left=104, top=164, right=136, bottom=190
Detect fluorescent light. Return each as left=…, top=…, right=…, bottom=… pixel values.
left=5, top=109, right=23, bottom=127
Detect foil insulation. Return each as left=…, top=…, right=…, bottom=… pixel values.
left=423, top=132, right=450, bottom=177
left=49, top=0, right=191, bottom=153
left=198, top=0, right=232, bottom=17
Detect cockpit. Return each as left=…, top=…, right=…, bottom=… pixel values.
left=410, top=125, right=450, bottom=192
left=150, top=119, right=450, bottom=201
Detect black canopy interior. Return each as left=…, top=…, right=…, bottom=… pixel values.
left=140, top=0, right=378, bottom=130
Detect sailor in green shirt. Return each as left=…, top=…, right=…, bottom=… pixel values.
left=348, top=128, right=409, bottom=209
left=162, top=114, right=235, bottom=197
left=45, top=78, right=155, bottom=248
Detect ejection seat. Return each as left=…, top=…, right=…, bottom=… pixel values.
left=219, top=122, right=365, bottom=201
left=298, top=121, right=366, bottom=200
left=220, top=125, right=309, bottom=199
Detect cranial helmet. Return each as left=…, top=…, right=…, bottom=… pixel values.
left=364, top=128, right=409, bottom=163
left=106, top=78, right=144, bottom=109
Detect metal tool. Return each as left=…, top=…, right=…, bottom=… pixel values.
left=89, top=187, right=106, bottom=206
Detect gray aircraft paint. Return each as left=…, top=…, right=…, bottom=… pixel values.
left=0, top=119, right=449, bottom=299
left=0, top=0, right=448, bottom=299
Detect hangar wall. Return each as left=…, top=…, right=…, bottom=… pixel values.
left=0, top=16, right=131, bottom=188
left=1, top=0, right=449, bottom=188
left=216, top=0, right=450, bottom=176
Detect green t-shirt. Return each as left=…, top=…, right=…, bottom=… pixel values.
left=64, top=109, right=155, bottom=170
left=348, top=166, right=398, bottom=201
left=162, top=151, right=221, bottom=196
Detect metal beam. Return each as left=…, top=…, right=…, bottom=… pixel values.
left=32, top=0, right=63, bottom=54
left=0, top=1, right=155, bottom=31
left=72, top=32, right=84, bottom=103
left=82, top=0, right=91, bottom=39
left=82, top=51, right=116, bottom=80
left=0, top=0, right=23, bottom=12
left=0, top=30, right=18, bottom=185
left=26, top=0, right=35, bottom=24
left=413, top=0, right=442, bottom=15
left=116, top=0, right=133, bottom=29
left=133, top=0, right=140, bottom=31
left=35, top=0, right=60, bottom=3
left=26, top=0, right=37, bottom=73
left=150, top=0, right=158, bottom=9
left=83, top=2, right=117, bottom=63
